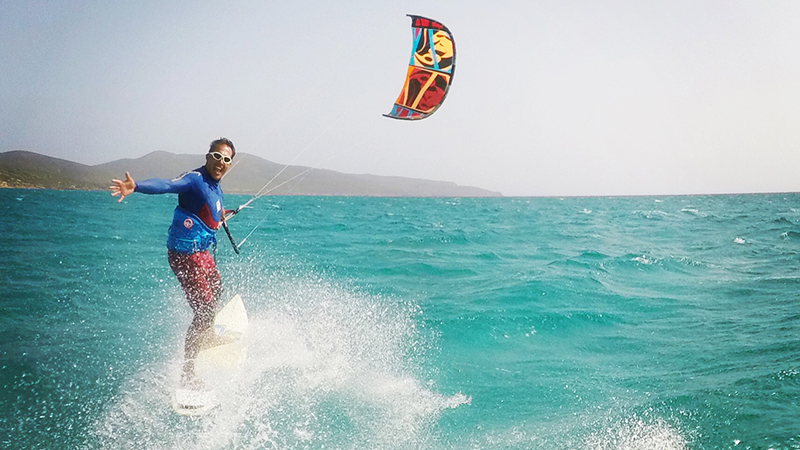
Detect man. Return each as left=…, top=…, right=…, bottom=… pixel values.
left=110, top=138, right=236, bottom=388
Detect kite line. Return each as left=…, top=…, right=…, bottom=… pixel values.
left=221, top=14, right=456, bottom=252
left=221, top=116, right=345, bottom=251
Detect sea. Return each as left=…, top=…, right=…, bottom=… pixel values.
left=1, top=188, right=799, bottom=450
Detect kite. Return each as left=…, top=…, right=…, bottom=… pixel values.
left=384, top=15, right=456, bottom=120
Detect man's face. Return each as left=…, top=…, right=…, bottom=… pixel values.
left=205, top=144, right=233, bottom=180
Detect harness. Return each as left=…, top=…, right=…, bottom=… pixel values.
left=167, top=206, right=217, bottom=254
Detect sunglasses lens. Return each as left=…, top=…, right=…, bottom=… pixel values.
left=210, top=152, right=231, bottom=163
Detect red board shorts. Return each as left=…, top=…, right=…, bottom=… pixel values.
left=168, top=250, right=221, bottom=314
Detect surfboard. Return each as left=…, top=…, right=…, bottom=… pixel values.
left=172, top=294, right=248, bottom=416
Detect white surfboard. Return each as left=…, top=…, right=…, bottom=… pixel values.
left=173, top=387, right=218, bottom=416
left=173, top=294, right=248, bottom=416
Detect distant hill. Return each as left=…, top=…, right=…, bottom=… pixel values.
left=0, top=150, right=502, bottom=197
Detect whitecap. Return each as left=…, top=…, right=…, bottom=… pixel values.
left=582, top=416, right=689, bottom=450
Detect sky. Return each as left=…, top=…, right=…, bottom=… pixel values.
left=2, top=0, right=800, bottom=197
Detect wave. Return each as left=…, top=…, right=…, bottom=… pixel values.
left=546, top=250, right=611, bottom=272
left=772, top=216, right=795, bottom=226
left=445, top=412, right=689, bottom=450
left=379, top=261, right=478, bottom=277
left=780, top=230, right=800, bottom=240
left=633, top=210, right=669, bottom=220
left=580, top=416, right=689, bottom=450
left=601, top=253, right=714, bottom=276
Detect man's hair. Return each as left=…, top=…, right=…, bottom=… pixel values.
left=209, top=137, right=235, bottom=158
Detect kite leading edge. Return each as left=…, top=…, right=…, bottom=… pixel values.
left=384, top=15, right=456, bottom=120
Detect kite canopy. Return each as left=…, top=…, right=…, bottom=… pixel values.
left=384, top=15, right=456, bottom=120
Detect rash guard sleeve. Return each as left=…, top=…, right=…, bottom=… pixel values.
left=134, top=172, right=201, bottom=195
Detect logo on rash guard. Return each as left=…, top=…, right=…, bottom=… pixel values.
left=183, top=218, right=194, bottom=229
left=216, top=200, right=221, bottom=212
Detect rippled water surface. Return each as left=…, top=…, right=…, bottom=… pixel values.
left=1, top=190, right=799, bottom=449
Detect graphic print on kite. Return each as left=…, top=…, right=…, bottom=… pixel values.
left=384, top=15, right=456, bottom=120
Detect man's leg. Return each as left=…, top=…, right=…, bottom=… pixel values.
left=168, top=250, right=222, bottom=386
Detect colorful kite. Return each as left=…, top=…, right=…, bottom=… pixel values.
left=384, top=15, right=456, bottom=120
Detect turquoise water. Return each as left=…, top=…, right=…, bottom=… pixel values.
left=1, top=189, right=799, bottom=449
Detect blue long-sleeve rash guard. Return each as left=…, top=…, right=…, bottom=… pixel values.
left=135, top=167, right=226, bottom=253
left=135, top=166, right=225, bottom=230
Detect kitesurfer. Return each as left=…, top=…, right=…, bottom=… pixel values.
left=110, top=138, right=236, bottom=389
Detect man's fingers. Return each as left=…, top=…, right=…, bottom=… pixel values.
left=110, top=174, right=132, bottom=203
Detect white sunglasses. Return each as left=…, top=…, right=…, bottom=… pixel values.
left=208, top=151, right=232, bottom=164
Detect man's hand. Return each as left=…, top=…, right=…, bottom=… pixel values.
left=222, top=208, right=238, bottom=222
left=110, top=172, right=136, bottom=203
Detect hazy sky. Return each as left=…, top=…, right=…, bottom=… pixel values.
left=3, top=0, right=799, bottom=196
